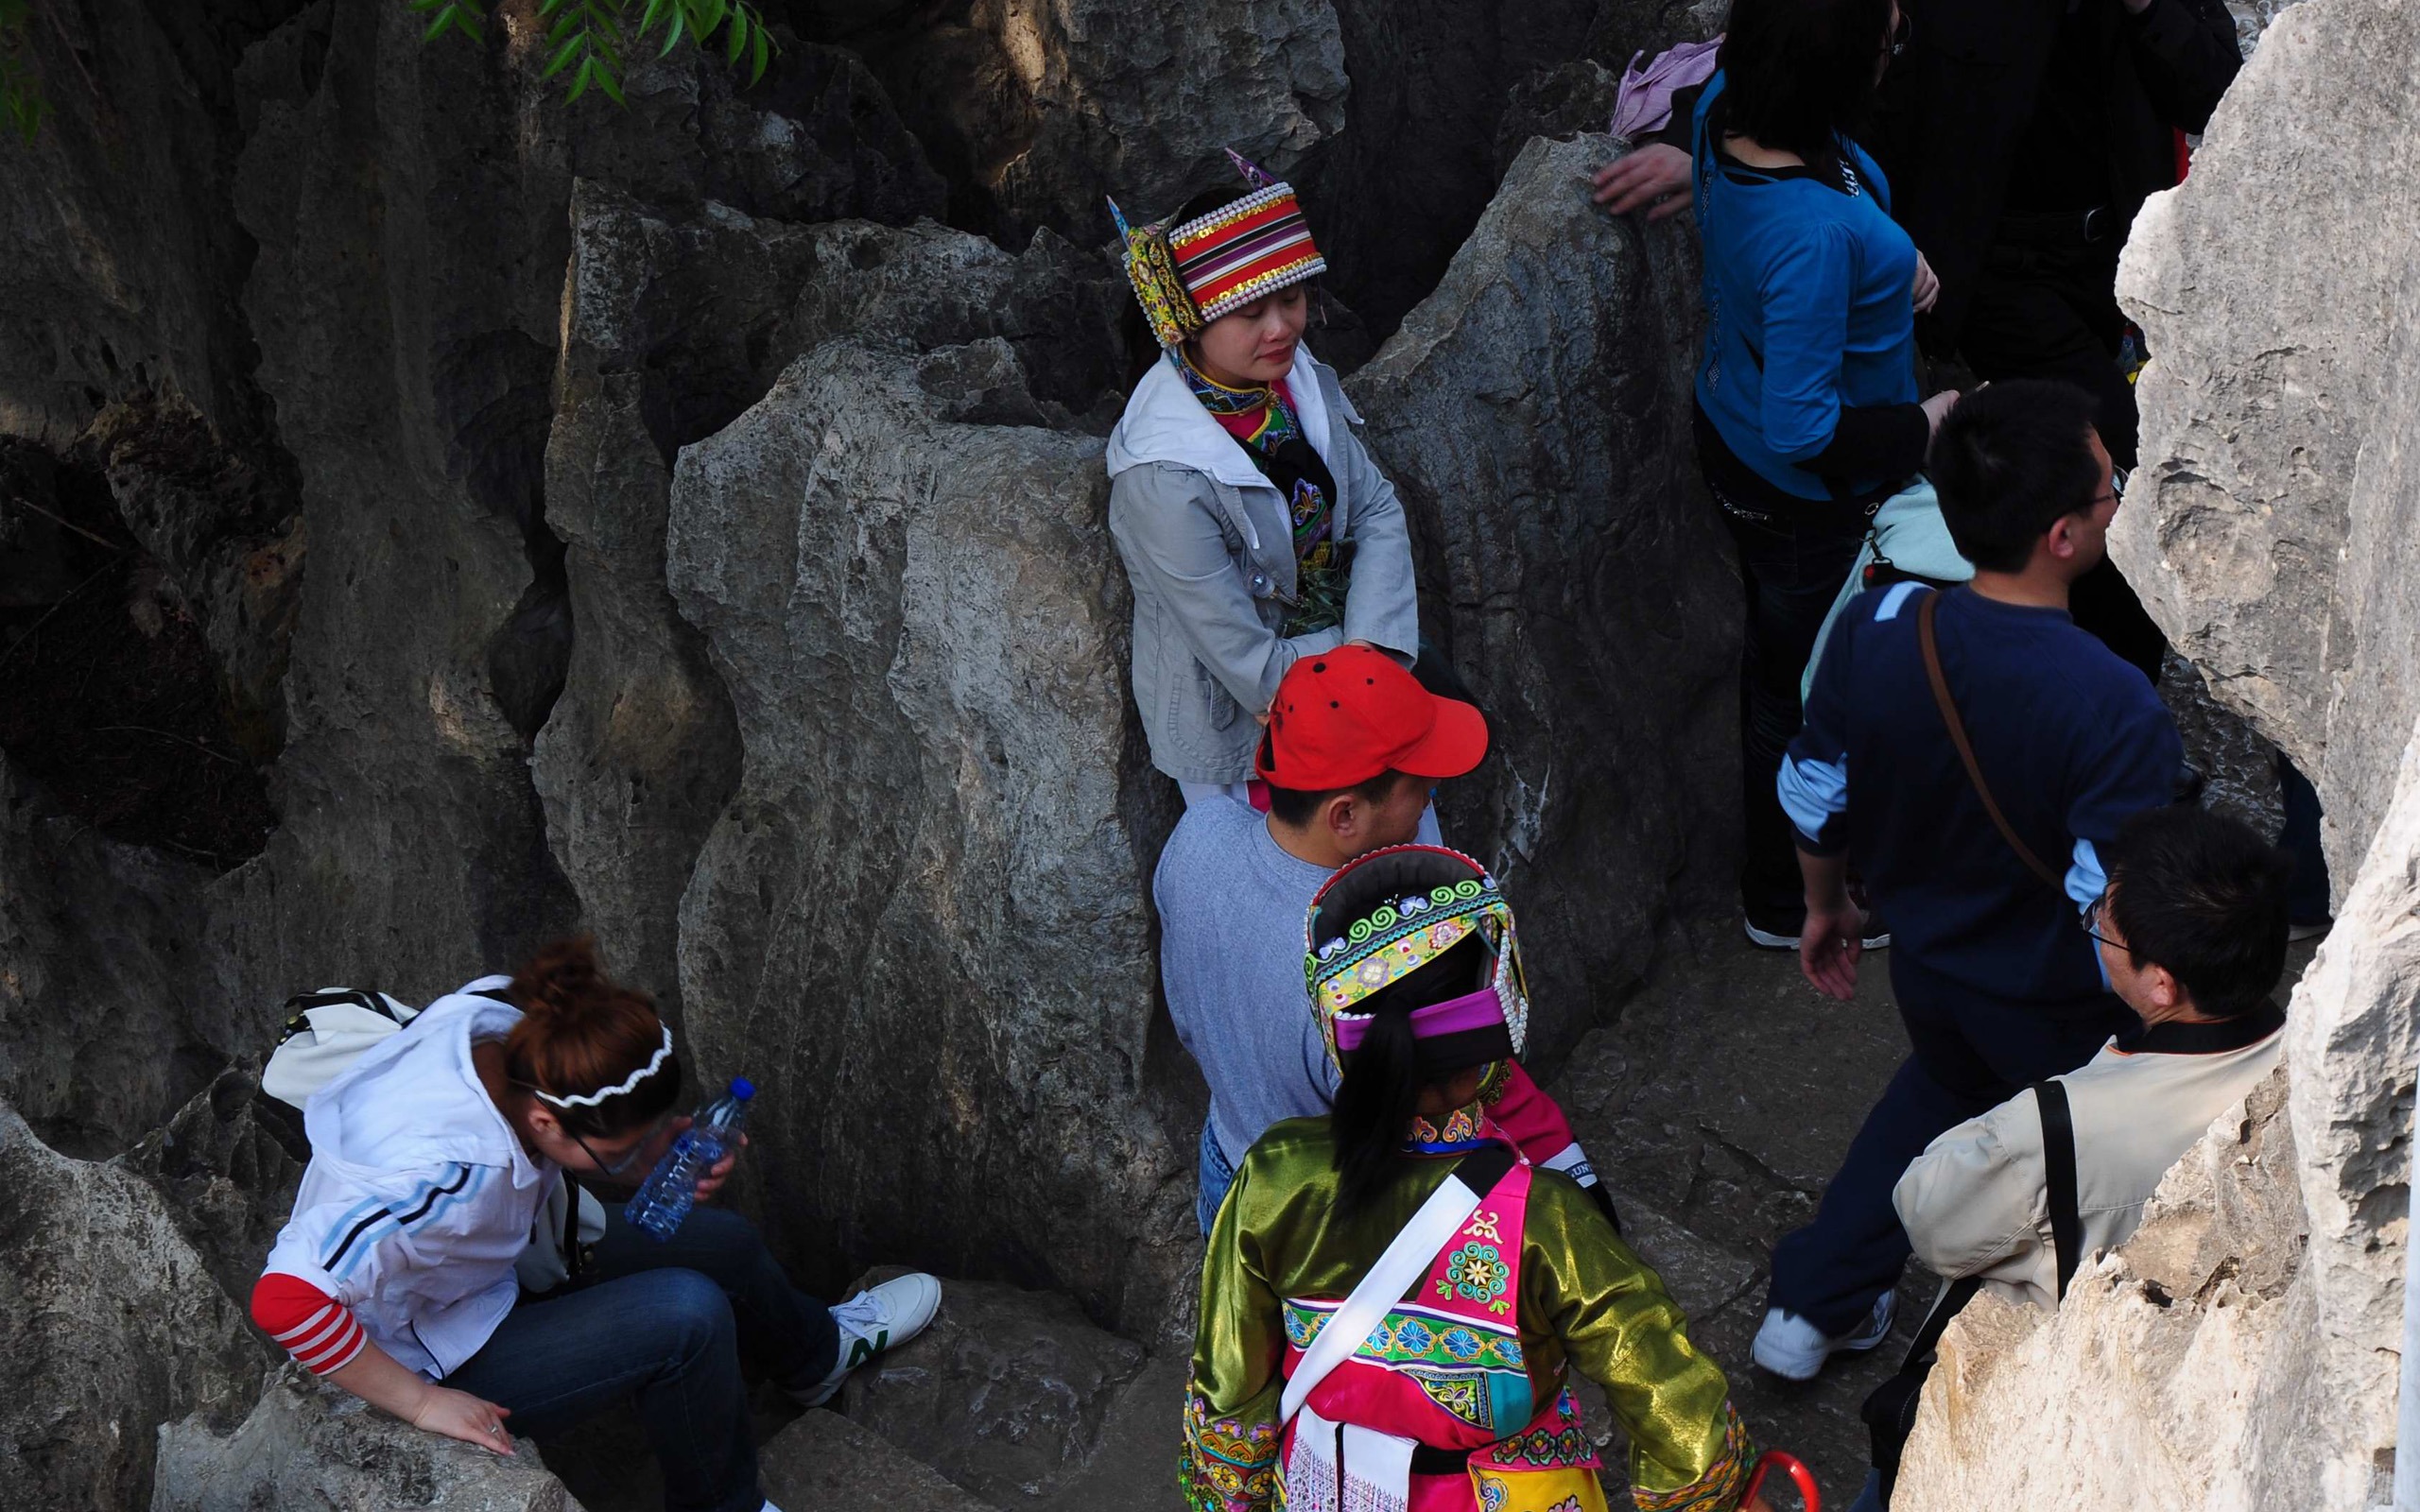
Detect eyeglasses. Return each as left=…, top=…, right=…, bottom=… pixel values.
left=2081, top=894, right=2121, bottom=950
left=564, top=1114, right=671, bottom=1178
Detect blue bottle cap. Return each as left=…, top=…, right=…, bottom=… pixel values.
left=728, top=1076, right=755, bottom=1101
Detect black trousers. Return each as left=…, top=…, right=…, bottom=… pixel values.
left=1714, top=491, right=1869, bottom=926
left=1961, top=235, right=2168, bottom=684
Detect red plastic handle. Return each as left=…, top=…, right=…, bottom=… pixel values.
left=1741, top=1449, right=1821, bottom=1512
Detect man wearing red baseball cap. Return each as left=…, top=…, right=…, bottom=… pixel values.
left=1247, top=645, right=1489, bottom=850
left=1156, top=646, right=1612, bottom=1233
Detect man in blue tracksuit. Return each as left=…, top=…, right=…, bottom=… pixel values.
left=1752, top=379, right=2184, bottom=1380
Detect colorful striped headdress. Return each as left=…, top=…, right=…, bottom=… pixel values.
left=1305, top=845, right=1530, bottom=1076
left=1108, top=149, right=1329, bottom=351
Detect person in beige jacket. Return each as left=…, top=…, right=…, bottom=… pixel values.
left=1893, top=802, right=2294, bottom=1312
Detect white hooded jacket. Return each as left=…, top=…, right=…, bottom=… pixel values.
left=260, top=977, right=554, bottom=1379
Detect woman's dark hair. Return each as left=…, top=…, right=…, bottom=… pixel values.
left=2103, top=806, right=2293, bottom=1021
left=1716, top=0, right=1896, bottom=168
left=503, top=936, right=683, bottom=1138
left=1331, top=933, right=1489, bottom=1216
left=1927, top=379, right=2106, bottom=573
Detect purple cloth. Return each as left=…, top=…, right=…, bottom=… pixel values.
left=1609, top=36, right=1722, bottom=140
left=1330, top=985, right=1507, bottom=1054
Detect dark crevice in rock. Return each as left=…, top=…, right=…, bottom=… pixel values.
left=0, top=432, right=276, bottom=868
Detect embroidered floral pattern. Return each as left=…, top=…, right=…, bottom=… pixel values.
left=1408, top=1105, right=1482, bottom=1148
left=1630, top=1400, right=1755, bottom=1512
left=1282, top=1300, right=1525, bottom=1371
left=1483, top=1389, right=1599, bottom=1470
left=1179, top=1391, right=1279, bottom=1512
left=1440, top=1241, right=1513, bottom=1313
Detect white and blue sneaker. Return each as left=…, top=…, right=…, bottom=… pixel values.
left=794, top=1272, right=942, bottom=1407
left=1751, top=1291, right=1896, bottom=1382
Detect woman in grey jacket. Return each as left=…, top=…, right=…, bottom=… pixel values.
left=1106, top=154, right=1420, bottom=805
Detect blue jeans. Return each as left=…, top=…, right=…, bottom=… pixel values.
left=447, top=1206, right=839, bottom=1512
left=1198, top=1120, right=1239, bottom=1235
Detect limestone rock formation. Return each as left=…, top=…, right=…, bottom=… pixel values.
left=1351, top=133, right=1735, bottom=1061
left=0, top=753, right=222, bottom=1156
left=1302, top=0, right=1716, bottom=335
left=665, top=337, right=1194, bottom=1331
left=114, top=1066, right=309, bottom=1310
left=856, top=0, right=1346, bottom=246
left=2114, top=0, right=2420, bottom=885
left=152, top=1366, right=584, bottom=1512
left=0, top=1105, right=268, bottom=1512
left=838, top=1271, right=1150, bottom=1503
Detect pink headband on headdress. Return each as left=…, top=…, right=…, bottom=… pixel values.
left=1329, top=984, right=1509, bottom=1055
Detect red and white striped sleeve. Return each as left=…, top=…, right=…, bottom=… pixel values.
left=251, top=1272, right=369, bottom=1375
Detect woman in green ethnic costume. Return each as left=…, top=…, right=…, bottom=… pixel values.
left=1181, top=845, right=1772, bottom=1512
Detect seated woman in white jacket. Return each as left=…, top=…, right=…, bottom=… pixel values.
left=1106, top=150, right=1425, bottom=811
left=250, top=939, right=939, bottom=1512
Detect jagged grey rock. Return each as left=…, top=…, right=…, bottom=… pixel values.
left=113, top=1065, right=309, bottom=1311
left=0, top=1104, right=268, bottom=1512
left=151, top=1366, right=583, bottom=1512
left=0, top=753, right=224, bottom=1157
left=861, top=0, right=1346, bottom=245
left=1303, top=0, right=1715, bottom=335
left=539, top=189, right=1135, bottom=1024
left=666, top=338, right=1195, bottom=1336
left=838, top=1270, right=1150, bottom=1503
left=2114, top=0, right=2420, bottom=889
left=1350, top=133, right=1736, bottom=1062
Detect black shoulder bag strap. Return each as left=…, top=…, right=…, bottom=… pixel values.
left=2035, top=1078, right=2085, bottom=1301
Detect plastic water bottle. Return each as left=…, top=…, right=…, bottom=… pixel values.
left=624, top=1077, right=754, bottom=1242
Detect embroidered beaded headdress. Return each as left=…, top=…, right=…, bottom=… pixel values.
left=1107, top=147, right=1329, bottom=351
left=1305, top=844, right=1530, bottom=1074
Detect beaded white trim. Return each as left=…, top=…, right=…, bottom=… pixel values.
left=1194, top=254, right=1326, bottom=323
left=1169, top=181, right=1302, bottom=248
left=532, top=1025, right=674, bottom=1108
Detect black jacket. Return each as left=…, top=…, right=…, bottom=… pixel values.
left=1867, top=0, right=2240, bottom=348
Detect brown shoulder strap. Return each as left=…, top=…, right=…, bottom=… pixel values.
left=1917, top=590, right=2062, bottom=888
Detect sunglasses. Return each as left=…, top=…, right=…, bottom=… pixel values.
left=562, top=1113, right=674, bottom=1178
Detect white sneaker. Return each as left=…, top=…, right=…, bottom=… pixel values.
left=1751, top=1291, right=1895, bottom=1382
left=793, top=1272, right=942, bottom=1407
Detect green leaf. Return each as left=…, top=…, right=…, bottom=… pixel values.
left=637, top=0, right=664, bottom=37
left=593, top=58, right=625, bottom=105
left=540, top=0, right=570, bottom=17
left=658, top=9, right=686, bottom=58
left=723, top=7, right=745, bottom=65
left=566, top=53, right=595, bottom=102
left=543, top=32, right=584, bottom=77
left=547, top=8, right=584, bottom=44
left=747, top=23, right=769, bottom=85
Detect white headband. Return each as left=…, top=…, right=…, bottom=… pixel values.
left=531, top=1025, right=675, bottom=1108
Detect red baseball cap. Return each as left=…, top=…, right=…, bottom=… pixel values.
left=1254, top=645, right=1489, bottom=791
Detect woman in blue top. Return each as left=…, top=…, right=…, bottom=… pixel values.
left=1688, top=0, right=1960, bottom=950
